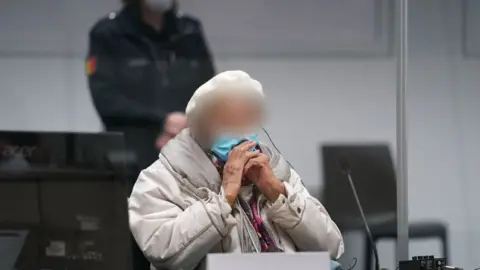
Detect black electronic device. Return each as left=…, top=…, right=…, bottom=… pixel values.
left=399, top=256, right=449, bottom=270
left=0, top=131, right=130, bottom=270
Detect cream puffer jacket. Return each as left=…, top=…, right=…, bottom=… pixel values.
left=128, top=129, right=344, bottom=270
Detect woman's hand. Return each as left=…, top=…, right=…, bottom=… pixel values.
left=244, top=153, right=286, bottom=202
left=156, top=112, right=187, bottom=149
left=222, top=141, right=259, bottom=205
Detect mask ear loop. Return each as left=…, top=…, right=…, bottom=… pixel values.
left=261, top=127, right=308, bottom=188
left=260, top=127, right=295, bottom=170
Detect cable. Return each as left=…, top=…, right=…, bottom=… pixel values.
left=261, top=127, right=309, bottom=187
left=261, top=127, right=296, bottom=170
left=340, top=257, right=358, bottom=270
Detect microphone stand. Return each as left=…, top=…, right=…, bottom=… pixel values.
left=342, top=167, right=380, bottom=270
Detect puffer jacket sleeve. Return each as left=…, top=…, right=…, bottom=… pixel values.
left=265, top=169, right=344, bottom=259
left=129, top=163, right=237, bottom=270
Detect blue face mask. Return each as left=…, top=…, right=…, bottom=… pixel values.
left=210, top=133, right=259, bottom=162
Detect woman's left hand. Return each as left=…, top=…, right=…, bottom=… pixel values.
left=244, top=153, right=286, bottom=202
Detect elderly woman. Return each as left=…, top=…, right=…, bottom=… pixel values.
left=129, top=70, right=344, bottom=270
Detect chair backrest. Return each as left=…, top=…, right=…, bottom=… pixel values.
left=320, top=143, right=397, bottom=231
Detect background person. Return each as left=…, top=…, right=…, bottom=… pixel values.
left=129, top=71, right=344, bottom=270
left=86, top=0, right=215, bottom=190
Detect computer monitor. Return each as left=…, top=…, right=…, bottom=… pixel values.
left=0, top=131, right=130, bottom=270
left=321, top=143, right=397, bottom=231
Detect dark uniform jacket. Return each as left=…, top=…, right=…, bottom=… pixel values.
left=87, top=4, right=215, bottom=179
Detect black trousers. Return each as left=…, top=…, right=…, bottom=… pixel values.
left=131, top=237, right=151, bottom=270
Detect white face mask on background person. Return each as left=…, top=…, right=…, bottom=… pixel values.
left=144, top=0, right=174, bottom=13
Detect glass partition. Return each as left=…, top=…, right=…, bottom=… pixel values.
left=406, top=0, right=480, bottom=269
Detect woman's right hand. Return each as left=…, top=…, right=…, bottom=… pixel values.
left=222, top=140, right=259, bottom=205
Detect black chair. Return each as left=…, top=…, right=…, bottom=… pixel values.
left=320, top=144, right=449, bottom=270
left=364, top=220, right=449, bottom=270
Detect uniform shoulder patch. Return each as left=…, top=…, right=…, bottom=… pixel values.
left=85, top=56, right=96, bottom=76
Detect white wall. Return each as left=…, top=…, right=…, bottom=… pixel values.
left=0, top=0, right=479, bottom=269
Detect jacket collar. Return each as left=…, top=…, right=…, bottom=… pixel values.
left=160, top=129, right=292, bottom=193
left=161, top=129, right=222, bottom=192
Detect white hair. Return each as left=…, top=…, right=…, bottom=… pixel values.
left=185, top=70, right=265, bottom=124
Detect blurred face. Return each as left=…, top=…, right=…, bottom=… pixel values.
left=143, top=0, right=175, bottom=12
left=199, top=93, right=263, bottom=145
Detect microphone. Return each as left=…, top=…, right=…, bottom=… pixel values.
left=339, top=156, right=351, bottom=175
left=339, top=156, right=380, bottom=270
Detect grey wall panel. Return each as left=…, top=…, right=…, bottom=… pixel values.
left=0, top=0, right=392, bottom=58
left=182, top=0, right=393, bottom=57
left=0, top=0, right=119, bottom=57
left=463, top=0, right=480, bottom=58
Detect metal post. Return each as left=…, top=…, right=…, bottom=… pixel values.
left=396, top=0, right=409, bottom=263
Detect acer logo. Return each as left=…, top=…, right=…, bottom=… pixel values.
left=0, top=145, right=36, bottom=158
